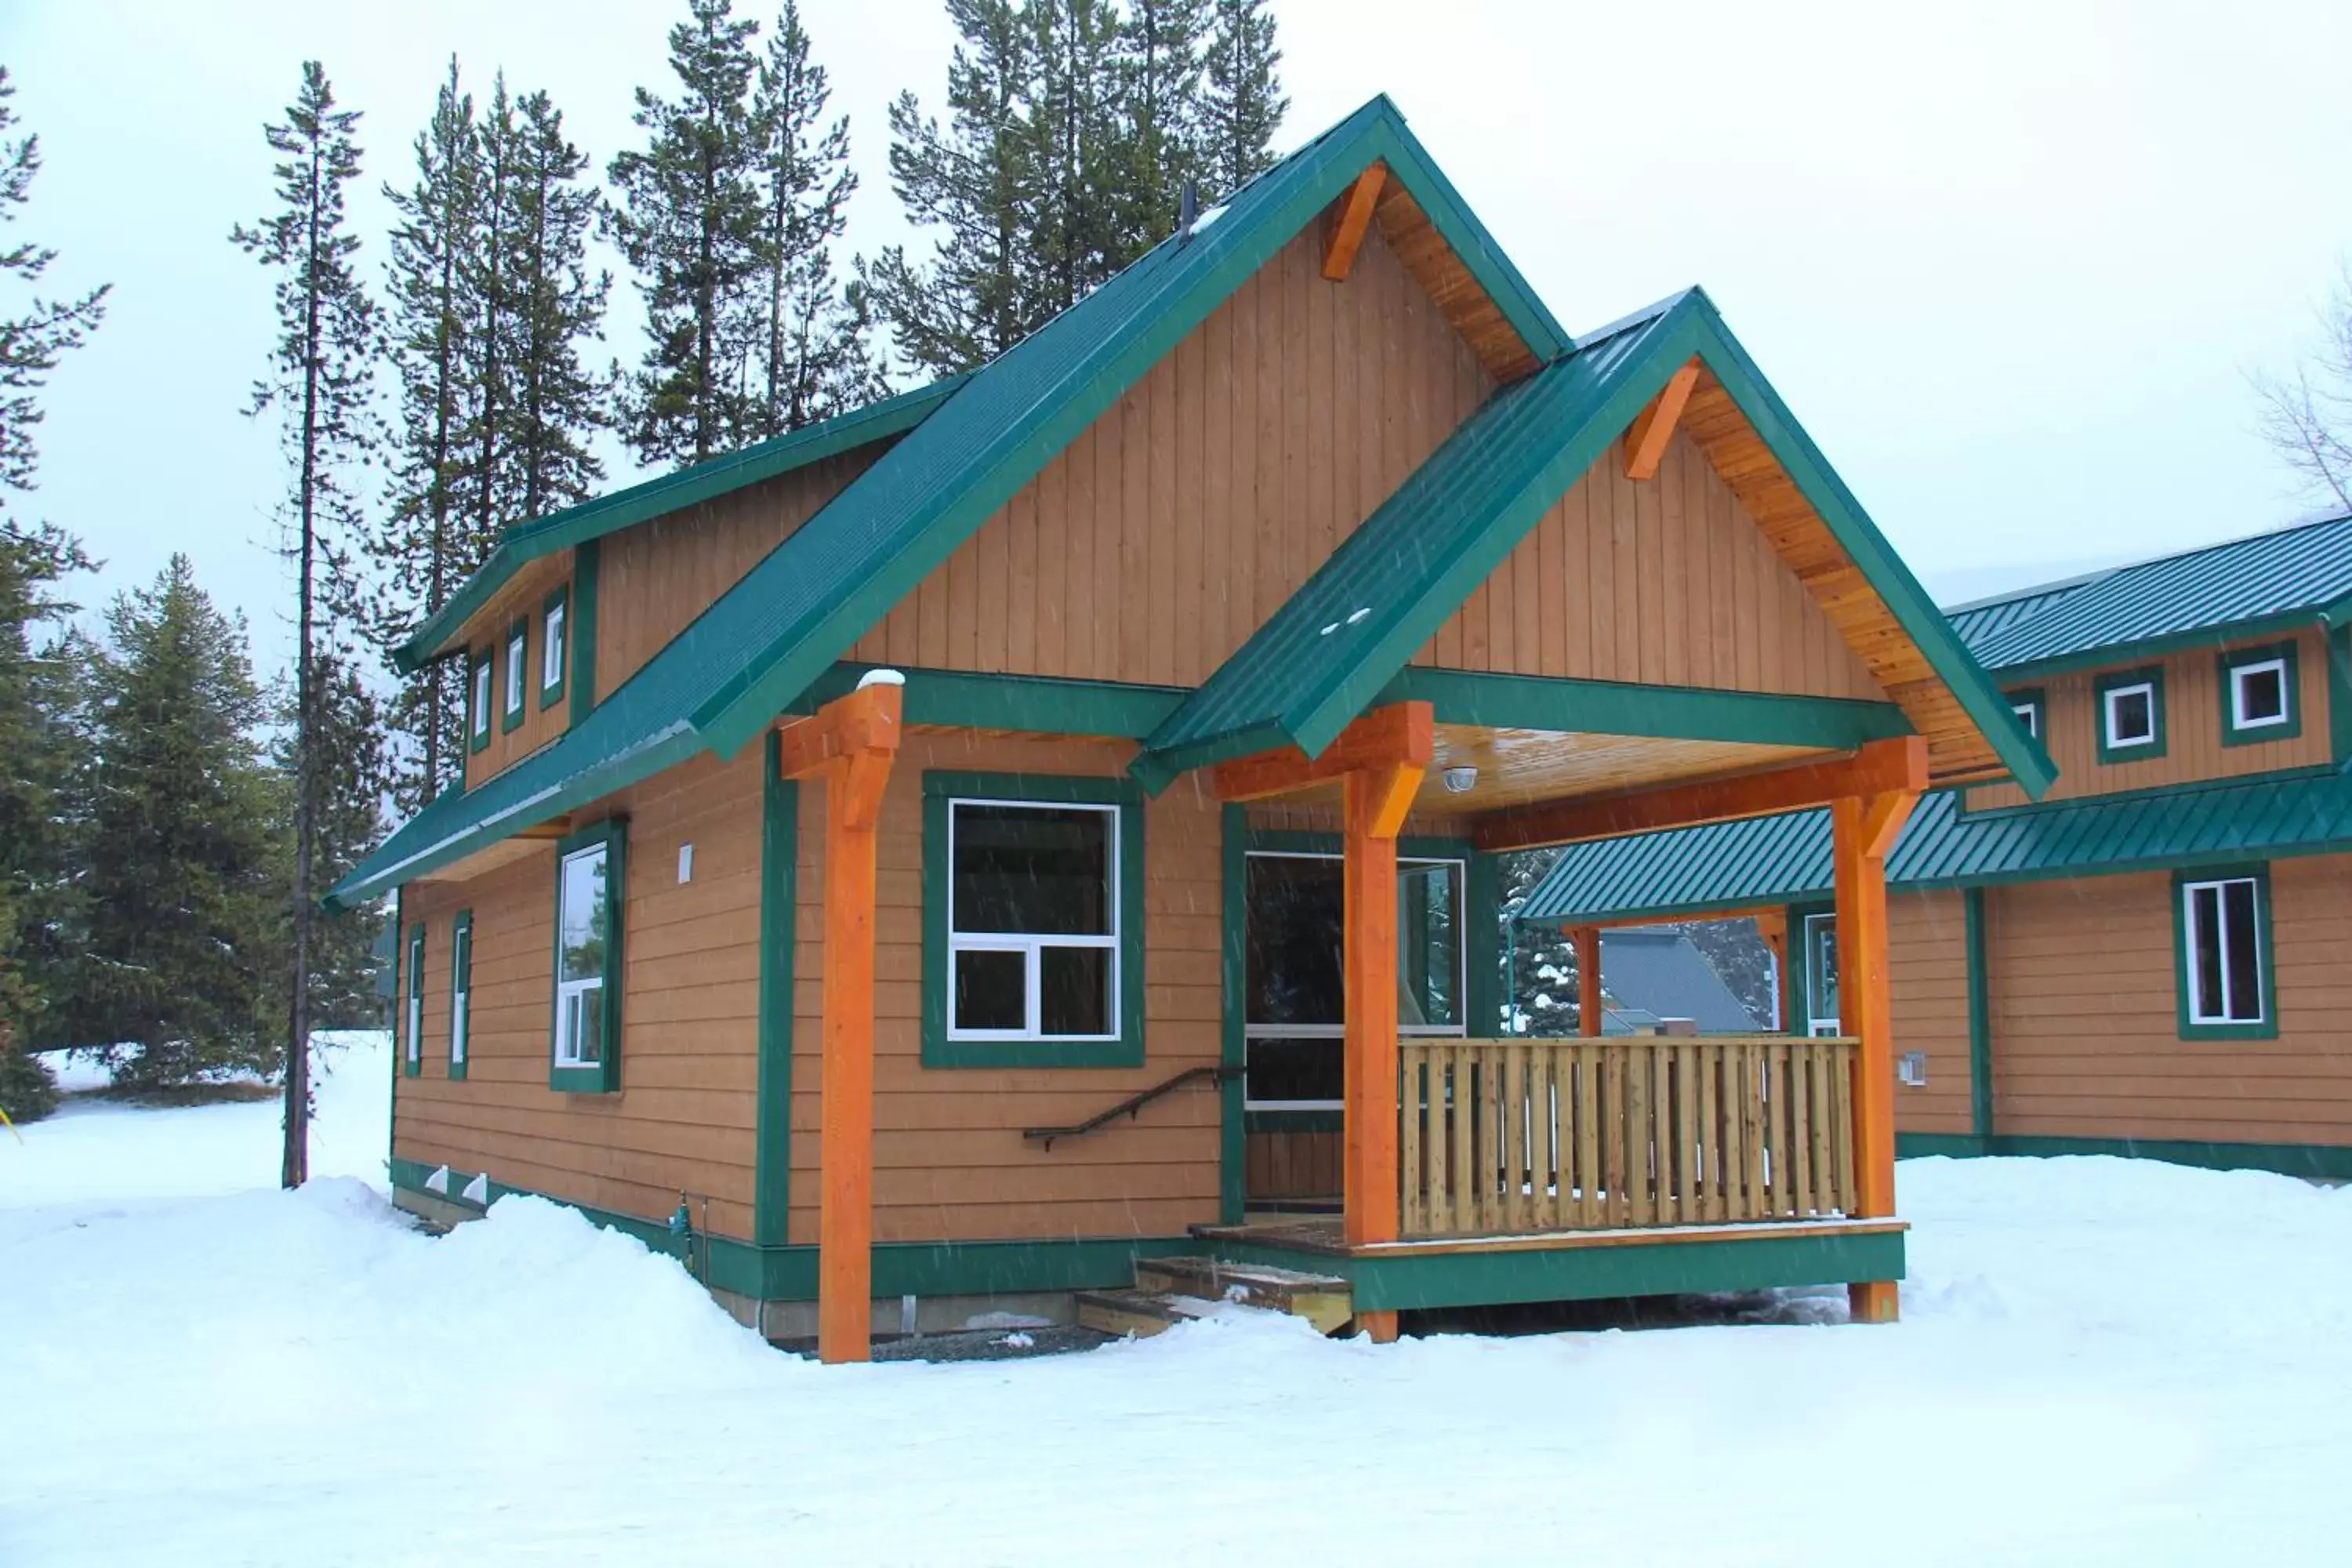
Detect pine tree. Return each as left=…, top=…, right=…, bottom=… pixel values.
left=279, top=651, right=387, bottom=1033
left=745, top=1, right=880, bottom=434
left=500, top=89, right=611, bottom=518
left=1202, top=0, right=1285, bottom=196
left=467, top=74, right=519, bottom=539
left=52, top=558, right=282, bottom=1091
left=867, top=0, right=1040, bottom=377
left=230, top=60, right=379, bottom=1186
left=608, top=0, right=766, bottom=465
left=0, top=67, right=111, bottom=506
left=1112, top=0, right=1210, bottom=259
left=1025, top=0, right=1126, bottom=314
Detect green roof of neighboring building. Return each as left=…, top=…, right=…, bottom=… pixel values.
left=1515, top=765, right=2352, bottom=927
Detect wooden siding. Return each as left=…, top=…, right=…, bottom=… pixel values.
left=395, top=747, right=769, bottom=1237
left=848, top=224, right=1494, bottom=688
left=1984, top=862, right=2352, bottom=1147
left=460, top=551, right=573, bottom=792
left=1888, top=889, right=1973, bottom=1137
left=1368, top=178, right=1540, bottom=383
left=1417, top=430, right=1885, bottom=703
left=789, top=730, right=1227, bottom=1245
left=1966, top=629, right=2332, bottom=810
left=595, top=448, right=882, bottom=702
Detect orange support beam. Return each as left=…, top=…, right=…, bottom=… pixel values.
left=1472, top=735, right=1929, bottom=854
left=1323, top=162, right=1387, bottom=281
left=1833, top=782, right=1918, bottom=1325
left=1210, top=702, right=1436, bottom=803
left=1343, top=757, right=1421, bottom=1345
left=1624, top=358, right=1702, bottom=481
left=776, top=681, right=903, bottom=1364
left=1574, top=925, right=1603, bottom=1037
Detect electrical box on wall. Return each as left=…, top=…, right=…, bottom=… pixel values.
left=1897, top=1051, right=1929, bottom=1087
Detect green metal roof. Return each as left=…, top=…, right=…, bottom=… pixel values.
left=394, top=376, right=967, bottom=673
left=1955, top=510, right=2352, bottom=677
left=1515, top=765, right=2352, bottom=926
left=1134, top=289, right=2055, bottom=799
left=328, top=95, right=1566, bottom=911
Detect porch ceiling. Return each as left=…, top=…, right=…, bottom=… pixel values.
left=1419, top=725, right=1831, bottom=814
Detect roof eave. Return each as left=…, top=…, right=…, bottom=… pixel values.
left=1986, top=599, right=2350, bottom=683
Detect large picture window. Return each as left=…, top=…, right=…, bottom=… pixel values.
left=550, top=818, right=626, bottom=1091
left=2176, top=868, right=2274, bottom=1039
left=922, top=772, right=1144, bottom=1068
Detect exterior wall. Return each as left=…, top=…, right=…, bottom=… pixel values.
left=596, top=448, right=882, bottom=702
left=1416, top=430, right=1886, bottom=702
left=847, top=224, right=1495, bottom=687
left=394, top=746, right=768, bottom=1237
left=1967, top=628, right=2332, bottom=809
left=1888, top=889, right=1973, bottom=1136
left=1984, top=859, right=2352, bottom=1147
left=460, top=551, right=575, bottom=791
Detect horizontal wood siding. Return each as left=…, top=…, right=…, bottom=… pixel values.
left=789, top=731, right=1226, bottom=1244
left=1416, top=430, right=1885, bottom=703
left=1889, top=889, right=1973, bottom=1136
left=395, top=747, right=768, bottom=1236
left=1968, top=629, right=2331, bottom=809
left=848, top=224, right=1494, bottom=688
left=461, top=552, right=573, bottom=792
left=1986, top=862, right=2352, bottom=1146
left=595, top=449, right=881, bottom=702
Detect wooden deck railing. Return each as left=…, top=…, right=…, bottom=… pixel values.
left=1398, top=1035, right=1859, bottom=1238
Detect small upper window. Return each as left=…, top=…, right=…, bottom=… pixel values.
left=2180, top=873, right=2268, bottom=1033
left=541, top=595, right=567, bottom=701
left=2105, top=682, right=2155, bottom=746
left=2221, top=642, right=2299, bottom=746
left=503, top=619, right=527, bottom=729
left=2096, top=666, right=2165, bottom=762
left=469, top=652, right=492, bottom=753
left=2008, top=691, right=2043, bottom=740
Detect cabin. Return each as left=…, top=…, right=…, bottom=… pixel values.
left=1519, top=515, right=2352, bottom=1182
left=328, top=96, right=2049, bottom=1362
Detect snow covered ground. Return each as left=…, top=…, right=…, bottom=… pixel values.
left=5, top=1041, right=2349, bottom=1566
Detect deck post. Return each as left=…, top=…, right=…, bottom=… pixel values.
left=1574, top=925, right=1603, bottom=1037
left=1831, top=770, right=1919, bottom=1324
left=776, top=682, right=903, bottom=1364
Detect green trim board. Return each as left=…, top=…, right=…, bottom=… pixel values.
left=2093, top=664, right=2167, bottom=764
left=2169, top=862, right=2277, bottom=1041
left=920, top=771, right=1148, bottom=1069
left=1377, top=666, right=1913, bottom=750
left=1963, top=888, right=1991, bottom=1139
left=1978, top=604, right=2350, bottom=681
left=402, top=924, right=424, bottom=1077
left=539, top=584, right=570, bottom=712
left=1466, top=851, right=1504, bottom=1036
left=448, top=910, right=473, bottom=1081
left=548, top=816, right=627, bottom=1093
left=786, top=662, right=1187, bottom=738
left=568, top=539, right=599, bottom=728
left=501, top=616, right=528, bottom=734
left=753, top=735, right=797, bottom=1248
left=2219, top=640, right=2301, bottom=747
left=2330, top=622, right=2352, bottom=765
left=1897, top=1131, right=2352, bottom=1181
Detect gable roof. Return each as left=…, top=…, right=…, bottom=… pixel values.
left=1133, top=288, right=2054, bottom=797
left=1598, top=929, right=1761, bottom=1030
left=328, top=95, right=1565, bottom=910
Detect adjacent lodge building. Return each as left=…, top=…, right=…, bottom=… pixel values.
left=330, top=96, right=2060, bottom=1361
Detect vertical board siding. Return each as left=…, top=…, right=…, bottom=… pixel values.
left=1414, top=431, right=1886, bottom=702
left=394, top=747, right=768, bottom=1237
left=1987, top=862, right=2352, bottom=1146
left=1968, top=629, right=2331, bottom=809
left=460, top=551, right=576, bottom=792
left=847, top=226, right=1496, bottom=686
left=1888, top=889, right=1973, bottom=1136
left=787, top=730, right=1228, bottom=1245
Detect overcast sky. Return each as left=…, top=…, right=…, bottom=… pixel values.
left=9, top=0, right=2352, bottom=678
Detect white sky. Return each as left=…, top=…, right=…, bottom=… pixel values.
left=8, top=0, right=2352, bottom=677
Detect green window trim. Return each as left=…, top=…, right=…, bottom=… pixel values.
left=921, top=770, right=1146, bottom=1069
left=402, top=924, right=426, bottom=1078
left=2005, top=687, right=2045, bottom=746
left=539, top=586, right=570, bottom=711
left=568, top=539, right=600, bottom=730
left=501, top=615, right=528, bottom=733
left=2093, top=665, right=2166, bottom=764
left=2219, top=641, right=2301, bottom=747
left=2171, top=862, right=2277, bottom=1041
left=448, top=910, right=474, bottom=1081
left=466, top=647, right=492, bottom=754
left=550, top=816, right=626, bottom=1092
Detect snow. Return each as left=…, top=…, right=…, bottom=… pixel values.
left=5, top=1050, right=2351, bottom=1563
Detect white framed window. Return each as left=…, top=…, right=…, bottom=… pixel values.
left=2181, top=874, right=2267, bottom=1029
left=2103, top=680, right=2157, bottom=749
left=402, top=925, right=425, bottom=1076
left=946, top=797, right=1121, bottom=1041
left=469, top=652, right=492, bottom=750
left=2011, top=701, right=2038, bottom=738
left=550, top=822, right=624, bottom=1091
left=1803, top=912, right=1841, bottom=1037
left=542, top=597, right=566, bottom=695
left=448, top=913, right=473, bottom=1076
left=503, top=621, right=527, bottom=724
left=2229, top=657, right=2289, bottom=731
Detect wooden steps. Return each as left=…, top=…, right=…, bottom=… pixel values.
left=1076, top=1257, right=1355, bottom=1339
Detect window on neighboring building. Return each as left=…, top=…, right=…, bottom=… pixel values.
left=403, top=924, right=425, bottom=1078
left=2008, top=688, right=2045, bottom=742
left=2096, top=666, right=2165, bottom=762
left=540, top=588, right=568, bottom=708
left=448, top=911, right=473, bottom=1081
left=2176, top=869, right=2274, bottom=1039
left=2221, top=643, right=2299, bottom=746
left=468, top=648, right=492, bottom=754
left=550, top=819, right=626, bottom=1091
left=502, top=618, right=527, bottom=731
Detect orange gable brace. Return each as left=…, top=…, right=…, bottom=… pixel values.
left=1624, top=358, right=1701, bottom=481
left=1323, top=162, right=1388, bottom=281
left=1209, top=701, right=1435, bottom=803
left=1472, top=735, right=1929, bottom=854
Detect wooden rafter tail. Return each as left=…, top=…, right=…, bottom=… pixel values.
left=514, top=815, right=574, bottom=841
left=777, top=682, right=903, bottom=781
left=1624, top=358, right=1703, bottom=481
left=1209, top=701, right=1435, bottom=803
left=1322, top=162, right=1388, bottom=281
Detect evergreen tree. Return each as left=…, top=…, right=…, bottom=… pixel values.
left=745, top=1, right=880, bottom=434
left=466, top=75, right=520, bottom=539
left=278, top=651, right=387, bottom=1033
left=52, top=558, right=282, bottom=1091
left=608, top=0, right=766, bottom=465
left=1025, top=0, right=1126, bottom=314
left=1202, top=0, right=1285, bottom=196
left=500, top=89, right=611, bottom=518
left=867, top=0, right=1040, bottom=377
left=1112, top=0, right=1210, bottom=259
left=230, top=60, right=379, bottom=1186
left=0, top=67, right=111, bottom=505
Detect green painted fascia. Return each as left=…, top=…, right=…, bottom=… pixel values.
left=549, top=815, right=627, bottom=1092
left=1897, top=1132, right=2352, bottom=1181
left=1378, top=666, right=1912, bottom=750
left=788, top=662, right=1187, bottom=739
left=1963, top=888, right=1991, bottom=1138
left=1951, top=763, right=2339, bottom=822
left=1131, top=720, right=1295, bottom=797
left=568, top=538, right=600, bottom=727
left=539, top=583, right=569, bottom=712
left=2219, top=639, right=2302, bottom=747
left=1218, top=803, right=1248, bottom=1225
left=394, top=376, right=966, bottom=672
left=2094, top=664, right=2168, bottom=765
left=1519, top=888, right=1824, bottom=931
left=754, top=734, right=797, bottom=1249
left=448, top=909, right=473, bottom=1082
left=500, top=616, right=528, bottom=734
left=2169, top=861, right=2278, bottom=1042
left=1986, top=603, right=2343, bottom=684
left=919, top=770, right=1147, bottom=1069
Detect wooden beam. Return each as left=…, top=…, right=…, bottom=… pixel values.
left=777, top=681, right=903, bottom=781
left=514, top=815, right=574, bottom=840
left=1342, top=765, right=1409, bottom=1300
left=1624, top=359, right=1702, bottom=481
left=1322, top=162, right=1387, bottom=281
left=1210, top=702, right=1435, bottom=804
left=1835, top=786, right=1918, bottom=1325
left=1472, top=735, right=1929, bottom=854
left=1574, top=925, right=1603, bottom=1038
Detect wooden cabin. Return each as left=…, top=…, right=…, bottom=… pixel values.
left=1519, top=514, right=2352, bottom=1181
left=328, top=96, right=2049, bottom=1361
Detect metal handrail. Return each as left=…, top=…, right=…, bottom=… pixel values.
left=1022, top=1065, right=1241, bottom=1150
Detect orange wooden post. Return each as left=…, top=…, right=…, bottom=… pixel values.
left=1574, top=925, right=1604, bottom=1037
left=1344, top=761, right=1420, bottom=1344
left=1833, top=780, right=1917, bottom=1325
left=777, top=682, right=902, bottom=1364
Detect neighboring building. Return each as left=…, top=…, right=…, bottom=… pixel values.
left=1594, top=928, right=1762, bottom=1033
left=1520, top=514, right=2352, bottom=1181
left=328, top=96, right=2049, bottom=1359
